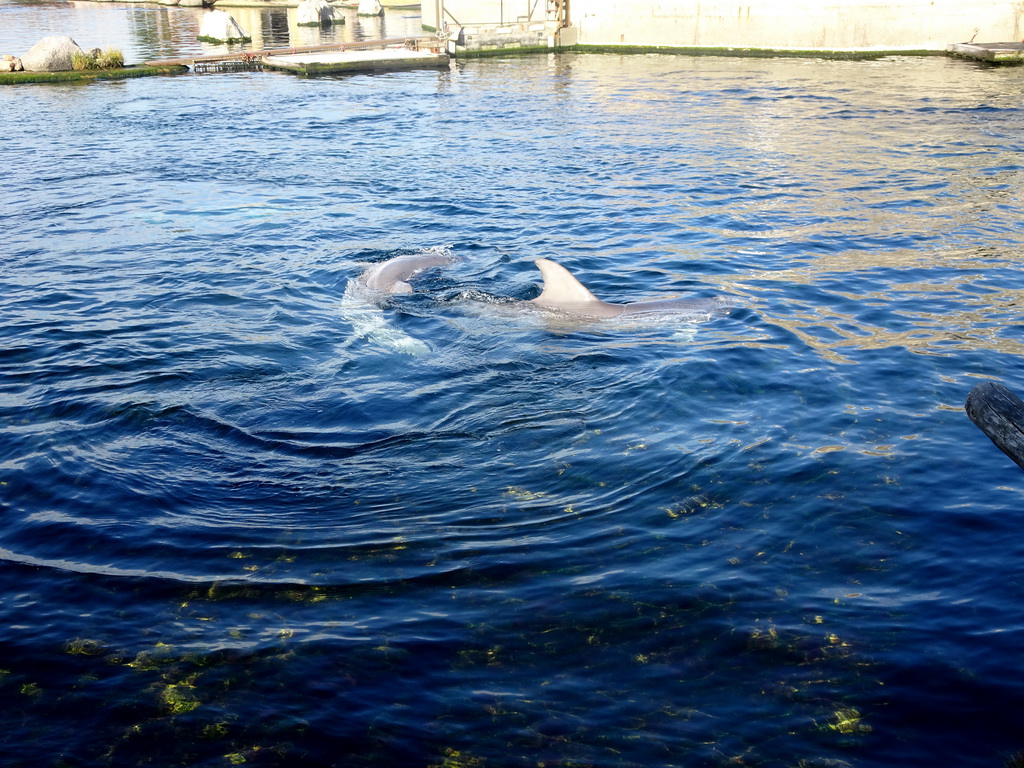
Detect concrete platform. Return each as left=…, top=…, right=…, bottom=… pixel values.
left=263, top=47, right=449, bottom=75
left=947, top=42, right=1024, bottom=64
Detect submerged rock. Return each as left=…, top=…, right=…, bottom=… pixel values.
left=297, top=0, right=343, bottom=26
left=21, top=36, right=84, bottom=72
left=198, top=10, right=252, bottom=44
left=357, top=0, right=383, bottom=16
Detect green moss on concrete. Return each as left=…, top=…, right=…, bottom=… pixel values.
left=452, top=45, right=565, bottom=59
left=569, top=44, right=940, bottom=60
left=450, top=42, right=941, bottom=60
left=0, top=64, right=189, bottom=85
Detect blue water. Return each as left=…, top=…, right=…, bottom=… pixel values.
left=4, top=4, right=1024, bottom=766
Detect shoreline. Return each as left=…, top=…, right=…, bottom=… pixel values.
left=0, top=63, right=189, bottom=85
left=453, top=43, right=946, bottom=61
left=4, top=1, right=997, bottom=70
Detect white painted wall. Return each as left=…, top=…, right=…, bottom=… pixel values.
left=436, top=0, right=1024, bottom=51
left=573, top=0, right=1021, bottom=50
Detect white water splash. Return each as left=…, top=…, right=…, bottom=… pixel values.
left=338, top=246, right=456, bottom=357
left=339, top=280, right=432, bottom=357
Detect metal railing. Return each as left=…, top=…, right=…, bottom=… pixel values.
left=441, top=0, right=568, bottom=27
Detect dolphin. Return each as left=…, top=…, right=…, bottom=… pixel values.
left=360, top=250, right=455, bottom=294
left=530, top=258, right=731, bottom=319
left=344, top=249, right=456, bottom=356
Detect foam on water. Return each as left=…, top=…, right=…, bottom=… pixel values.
left=340, top=279, right=433, bottom=356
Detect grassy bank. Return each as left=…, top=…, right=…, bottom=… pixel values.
left=0, top=64, right=189, bottom=85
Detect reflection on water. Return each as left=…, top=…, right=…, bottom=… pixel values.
left=122, top=3, right=206, bottom=61
left=732, top=250, right=1024, bottom=362
left=569, top=57, right=1024, bottom=363
left=0, top=0, right=425, bottom=61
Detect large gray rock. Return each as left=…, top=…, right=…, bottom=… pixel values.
left=21, top=36, right=84, bottom=72
left=357, top=0, right=382, bottom=16
left=297, top=0, right=342, bottom=26
left=198, top=10, right=251, bottom=43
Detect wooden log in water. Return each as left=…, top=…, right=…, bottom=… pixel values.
left=965, top=381, right=1024, bottom=471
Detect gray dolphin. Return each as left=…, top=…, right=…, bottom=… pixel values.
left=361, top=250, right=454, bottom=294
left=530, top=258, right=731, bottom=319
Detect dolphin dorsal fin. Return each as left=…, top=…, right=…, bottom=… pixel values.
left=531, top=258, right=603, bottom=309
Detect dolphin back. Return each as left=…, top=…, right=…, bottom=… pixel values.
left=362, top=251, right=454, bottom=294
left=530, top=257, right=734, bottom=321
left=530, top=258, right=624, bottom=318
left=619, top=296, right=734, bottom=318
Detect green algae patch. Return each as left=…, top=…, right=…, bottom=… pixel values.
left=449, top=43, right=940, bottom=60
left=65, top=637, right=107, bottom=656
left=197, top=35, right=252, bottom=45
left=452, top=44, right=567, bottom=59
left=160, top=681, right=201, bottom=714
left=0, top=64, right=189, bottom=85
left=569, top=43, right=940, bottom=60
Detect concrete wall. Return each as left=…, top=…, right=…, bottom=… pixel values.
left=574, top=0, right=1021, bottom=51
left=436, top=0, right=1024, bottom=52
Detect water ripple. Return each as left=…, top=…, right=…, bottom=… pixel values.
left=2, top=42, right=1024, bottom=767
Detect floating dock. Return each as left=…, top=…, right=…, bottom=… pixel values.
left=145, top=37, right=446, bottom=75
left=946, top=41, right=1024, bottom=64
left=263, top=45, right=448, bottom=75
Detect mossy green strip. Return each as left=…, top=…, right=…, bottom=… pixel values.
left=197, top=36, right=252, bottom=44
left=452, top=45, right=563, bottom=59
left=566, top=44, right=940, bottom=60
left=452, top=43, right=941, bottom=60
left=0, top=64, right=189, bottom=85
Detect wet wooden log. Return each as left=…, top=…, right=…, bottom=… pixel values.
left=965, top=381, right=1024, bottom=471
